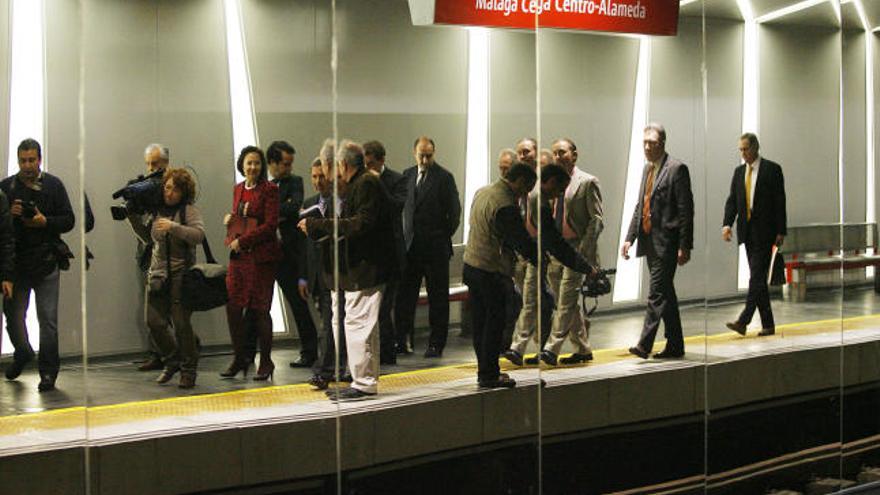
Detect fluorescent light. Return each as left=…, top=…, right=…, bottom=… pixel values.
left=736, top=0, right=755, bottom=21
left=613, top=37, right=651, bottom=303
left=463, top=28, right=490, bottom=244
left=679, top=0, right=700, bottom=6
left=755, top=0, right=828, bottom=23
left=3, top=0, right=45, bottom=356
left=223, top=0, right=287, bottom=334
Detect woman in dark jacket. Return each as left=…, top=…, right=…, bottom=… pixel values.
left=222, top=146, right=283, bottom=381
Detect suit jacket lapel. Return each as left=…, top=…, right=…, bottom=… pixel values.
left=653, top=155, right=671, bottom=194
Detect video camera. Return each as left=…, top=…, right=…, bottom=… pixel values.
left=110, top=169, right=164, bottom=220
left=580, top=267, right=616, bottom=316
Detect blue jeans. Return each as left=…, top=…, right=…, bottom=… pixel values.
left=4, top=268, right=61, bottom=375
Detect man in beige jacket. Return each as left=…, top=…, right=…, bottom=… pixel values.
left=539, top=138, right=603, bottom=365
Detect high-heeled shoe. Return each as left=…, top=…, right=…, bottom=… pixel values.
left=253, top=361, right=275, bottom=382
left=219, top=360, right=251, bottom=379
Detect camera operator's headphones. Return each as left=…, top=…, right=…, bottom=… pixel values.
left=579, top=268, right=616, bottom=316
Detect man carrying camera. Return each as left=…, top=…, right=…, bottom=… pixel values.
left=129, top=143, right=170, bottom=371
left=1, top=138, right=75, bottom=392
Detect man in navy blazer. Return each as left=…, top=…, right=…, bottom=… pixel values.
left=622, top=123, right=694, bottom=359
left=723, top=133, right=787, bottom=337
left=395, top=136, right=461, bottom=358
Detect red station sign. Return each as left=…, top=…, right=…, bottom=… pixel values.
left=410, top=0, right=680, bottom=36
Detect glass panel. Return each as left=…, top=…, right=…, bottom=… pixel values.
left=0, top=2, right=87, bottom=492
left=330, top=0, right=541, bottom=491
left=841, top=1, right=880, bottom=490
left=704, top=2, right=846, bottom=492
left=535, top=5, right=709, bottom=492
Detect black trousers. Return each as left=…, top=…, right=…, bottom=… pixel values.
left=244, top=254, right=318, bottom=362
left=395, top=251, right=450, bottom=350
left=739, top=230, right=775, bottom=329
left=379, top=277, right=398, bottom=360
left=311, top=288, right=347, bottom=379
left=463, top=264, right=506, bottom=382
left=636, top=242, right=683, bottom=353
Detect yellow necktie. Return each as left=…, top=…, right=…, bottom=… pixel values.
left=745, top=164, right=752, bottom=221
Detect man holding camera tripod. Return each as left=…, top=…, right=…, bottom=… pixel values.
left=1, top=138, right=74, bottom=392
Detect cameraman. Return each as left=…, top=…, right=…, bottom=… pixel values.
left=131, top=143, right=169, bottom=371
left=128, top=168, right=204, bottom=388
left=1, top=138, right=74, bottom=392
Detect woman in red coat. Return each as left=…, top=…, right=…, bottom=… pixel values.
left=221, top=146, right=283, bottom=381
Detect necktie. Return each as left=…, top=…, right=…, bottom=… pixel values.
left=642, top=165, right=655, bottom=235
left=745, top=164, right=752, bottom=221
left=417, top=169, right=426, bottom=190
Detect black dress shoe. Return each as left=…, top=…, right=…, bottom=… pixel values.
left=308, top=374, right=330, bottom=391
left=328, top=387, right=376, bottom=402
left=524, top=355, right=539, bottom=365
left=758, top=327, right=775, bottom=337
left=37, top=374, right=56, bottom=392
left=628, top=346, right=649, bottom=359
left=501, top=349, right=524, bottom=366
left=653, top=348, right=685, bottom=359
left=289, top=355, right=316, bottom=368
left=424, top=345, right=443, bottom=358
left=539, top=350, right=558, bottom=366
left=156, top=366, right=180, bottom=384
left=559, top=352, right=593, bottom=365
left=478, top=373, right=517, bottom=389
left=5, top=353, right=33, bottom=380
left=395, top=342, right=413, bottom=355
left=726, top=321, right=747, bottom=336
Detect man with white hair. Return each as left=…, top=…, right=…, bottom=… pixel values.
left=299, top=139, right=393, bottom=401
left=133, top=143, right=170, bottom=371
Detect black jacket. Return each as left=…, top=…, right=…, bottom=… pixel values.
left=625, top=154, right=694, bottom=258
left=723, top=158, right=787, bottom=245
left=0, top=172, right=74, bottom=279
left=402, top=163, right=461, bottom=259
left=299, top=193, right=330, bottom=294
left=0, top=190, right=15, bottom=281
left=273, top=174, right=305, bottom=247
left=305, top=168, right=394, bottom=291
left=379, top=167, right=407, bottom=274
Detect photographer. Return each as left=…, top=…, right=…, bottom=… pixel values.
left=1, top=138, right=74, bottom=392
left=130, top=143, right=170, bottom=372
left=127, top=168, right=204, bottom=388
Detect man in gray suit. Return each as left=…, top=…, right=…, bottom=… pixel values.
left=539, top=138, right=604, bottom=365
left=622, top=123, right=694, bottom=359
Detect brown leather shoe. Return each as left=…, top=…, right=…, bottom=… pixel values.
left=178, top=374, right=196, bottom=389
left=726, top=321, right=747, bottom=336
left=156, top=366, right=180, bottom=384
left=137, top=357, right=163, bottom=372
left=628, top=346, right=649, bottom=359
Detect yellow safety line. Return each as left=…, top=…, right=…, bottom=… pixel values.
left=0, top=313, right=878, bottom=437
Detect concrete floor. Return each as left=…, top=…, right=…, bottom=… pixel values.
left=0, top=286, right=876, bottom=417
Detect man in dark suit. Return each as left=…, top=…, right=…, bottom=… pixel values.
left=298, top=158, right=347, bottom=390
left=395, top=136, right=461, bottom=358
left=622, top=123, right=694, bottom=360
left=265, top=140, right=319, bottom=368
left=364, top=140, right=407, bottom=365
left=723, top=133, right=786, bottom=337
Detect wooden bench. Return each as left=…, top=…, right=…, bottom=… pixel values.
left=778, top=222, right=880, bottom=300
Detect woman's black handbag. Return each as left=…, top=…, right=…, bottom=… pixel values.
left=182, top=237, right=228, bottom=311
left=176, top=204, right=228, bottom=311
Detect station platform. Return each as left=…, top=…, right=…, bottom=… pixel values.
left=1, top=288, right=879, bottom=494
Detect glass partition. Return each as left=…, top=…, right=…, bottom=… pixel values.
left=703, top=1, right=846, bottom=493
left=0, top=2, right=87, bottom=491
left=842, top=1, right=880, bottom=490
